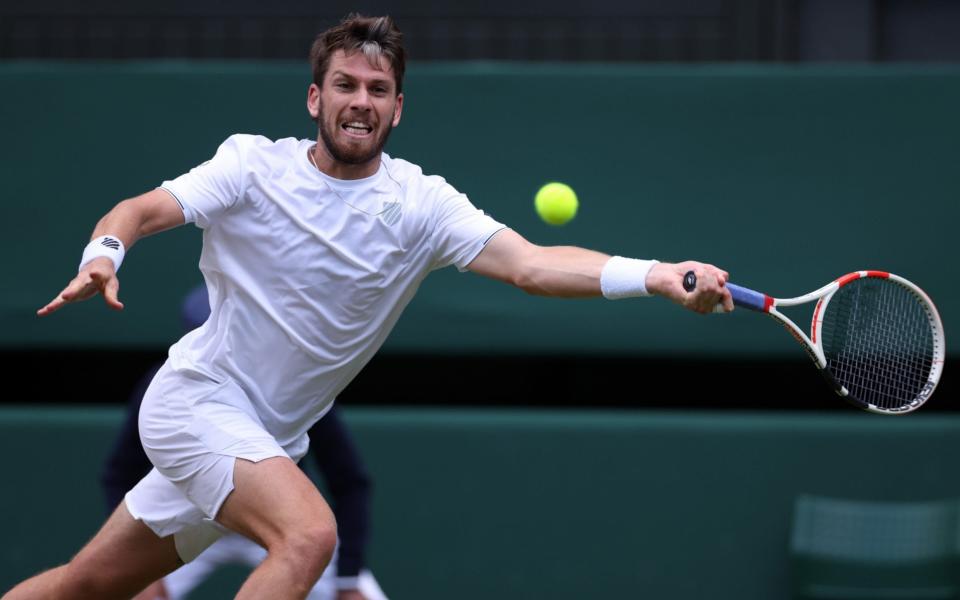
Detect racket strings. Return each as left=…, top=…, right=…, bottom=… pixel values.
left=841, top=286, right=934, bottom=407
left=820, top=279, right=935, bottom=411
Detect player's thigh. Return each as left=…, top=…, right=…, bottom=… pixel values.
left=67, top=501, right=181, bottom=592
left=216, top=456, right=336, bottom=551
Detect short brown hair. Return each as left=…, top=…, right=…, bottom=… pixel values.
left=310, top=14, right=406, bottom=93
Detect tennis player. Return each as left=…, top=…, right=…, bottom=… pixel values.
left=12, top=13, right=732, bottom=600
left=100, top=285, right=386, bottom=600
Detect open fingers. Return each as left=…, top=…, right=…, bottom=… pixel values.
left=37, top=293, right=69, bottom=316
left=92, top=270, right=124, bottom=311
left=37, top=276, right=95, bottom=316
left=36, top=265, right=123, bottom=316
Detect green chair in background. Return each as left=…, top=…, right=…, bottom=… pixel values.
left=790, top=495, right=960, bottom=599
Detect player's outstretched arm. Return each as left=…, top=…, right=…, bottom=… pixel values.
left=467, top=229, right=732, bottom=313
left=37, top=188, right=186, bottom=317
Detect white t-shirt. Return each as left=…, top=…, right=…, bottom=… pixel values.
left=160, top=134, right=505, bottom=450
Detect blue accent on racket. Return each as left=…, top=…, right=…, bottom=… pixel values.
left=726, top=283, right=766, bottom=312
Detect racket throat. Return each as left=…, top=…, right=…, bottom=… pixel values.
left=768, top=310, right=826, bottom=367
left=815, top=366, right=849, bottom=399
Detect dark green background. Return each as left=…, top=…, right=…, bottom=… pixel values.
left=3, top=63, right=957, bottom=598
left=2, top=407, right=959, bottom=599
left=3, top=62, right=956, bottom=355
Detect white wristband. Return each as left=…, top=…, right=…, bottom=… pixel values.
left=600, top=256, right=659, bottom=299
left=79, top=235, right=126, bottom=273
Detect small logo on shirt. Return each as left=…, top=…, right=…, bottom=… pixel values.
left=380, top=201, right=402, bottom=226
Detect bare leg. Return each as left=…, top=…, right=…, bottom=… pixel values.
left=2, top=502, right=181, bottom=600
left=216, top=457, right=337, bottom=600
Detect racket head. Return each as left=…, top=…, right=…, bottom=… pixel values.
left=812, top=272, right=945, bottom=414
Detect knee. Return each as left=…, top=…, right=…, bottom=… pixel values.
left=62, top=551, right=160, bottom=600
left=292, top=520, right=338, bottom=566
left=274, top=519, right=338, bottom=575
left=59, top=561, right=123, bottom=600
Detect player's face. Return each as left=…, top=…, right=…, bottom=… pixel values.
left=308, top=50, right=403, bottom=176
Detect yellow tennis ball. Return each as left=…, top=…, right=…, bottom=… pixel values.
left=534, top=182, right=578, bottom=226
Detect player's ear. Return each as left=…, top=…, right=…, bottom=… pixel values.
left=392, top=93, right=403, bottom=127
left=307, top=84, right=321, bottom=120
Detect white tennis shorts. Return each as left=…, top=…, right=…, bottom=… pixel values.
left=125, top=361, right=308, bottom=562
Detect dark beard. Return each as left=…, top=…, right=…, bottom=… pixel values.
left=318, top=104, right=394, bottom=166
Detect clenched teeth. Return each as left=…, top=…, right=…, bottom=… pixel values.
left=343, top=122, right=373, bottom=134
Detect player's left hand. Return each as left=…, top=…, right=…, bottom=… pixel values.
left=647, top=261, right=733, bottom=314
left=37, top=256, right=123, bottom=316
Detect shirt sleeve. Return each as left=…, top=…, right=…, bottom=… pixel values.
left=159, top=135, right=246, bottom=229
left=429, top=181, right=506, bottom=272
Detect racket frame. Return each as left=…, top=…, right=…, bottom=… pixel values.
left=729, top=270, right=945, bottom=414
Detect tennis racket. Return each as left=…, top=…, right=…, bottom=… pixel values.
left=683, top=270, right=945, bottom=414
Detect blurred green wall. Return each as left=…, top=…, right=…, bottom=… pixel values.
left=2, top=407, right=959, bottom=599
left=3, top=63, right=957, bottom=355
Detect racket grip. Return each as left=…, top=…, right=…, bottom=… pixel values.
left=727, top=283, right=767, bottom=312
left=682, top=271, right=769, bottom=312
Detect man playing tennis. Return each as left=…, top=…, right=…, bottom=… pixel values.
left=10, top=14, right=732, bottom=600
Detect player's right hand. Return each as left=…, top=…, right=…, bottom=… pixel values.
left=37, top=257, right=124, bottom=316
left=647, top=260, right=733, bottom=314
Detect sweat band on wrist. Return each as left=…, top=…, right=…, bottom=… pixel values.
left=79, top=235, right=126, bottom=273
left=600, top=256, right=659, bottom=299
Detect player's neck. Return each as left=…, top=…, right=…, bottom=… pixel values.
left=310, top=141, right=381, bottom=181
